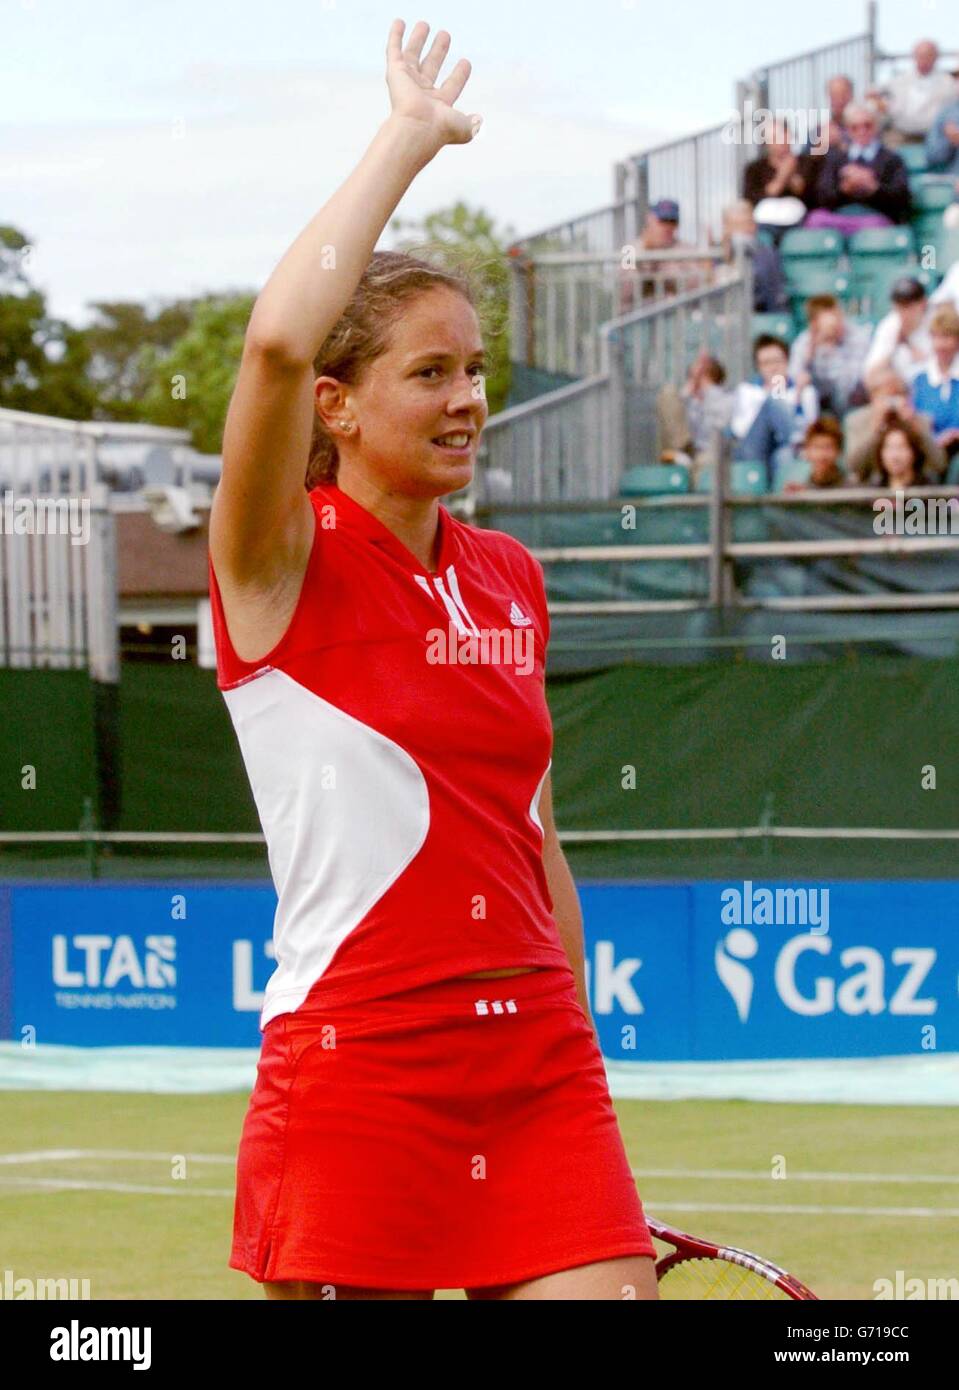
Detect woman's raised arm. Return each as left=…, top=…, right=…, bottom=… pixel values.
left=210, top=20, right=479, bottom=584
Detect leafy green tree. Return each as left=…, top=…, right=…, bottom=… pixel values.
left=138, top=294, right=254, bottom=453
left=0, top=225, right=97, bottom=417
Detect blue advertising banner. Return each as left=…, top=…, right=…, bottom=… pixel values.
left=4, top=880, right=957, bottom=1058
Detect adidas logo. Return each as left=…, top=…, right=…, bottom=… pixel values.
left=509, top=601, right=532, bottom=627
left=474, top=998, right=519, bottom=1016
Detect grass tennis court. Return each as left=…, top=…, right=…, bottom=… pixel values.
left=1, top=1091, right=956, bottom=1299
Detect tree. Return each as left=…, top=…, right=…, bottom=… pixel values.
left=0, top=224, right=98, bottom=417
left=137, top=293, right=255, bottom=453
left=390, top=201, right=515, bottom=414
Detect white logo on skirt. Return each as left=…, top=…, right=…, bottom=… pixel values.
left=473, top=998, right=518, bottom=1016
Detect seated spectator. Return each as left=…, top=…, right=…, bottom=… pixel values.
left=868, top=40, right=959, bottom=148
left=783, top=417, right=847, bottom=490
left=911, top=305, right=959, bottom=458
left=802, top=75, right=854, bottom=171
left=730, top=334, right=819, bottom=483
left=845, top=364, right=946, bottom=481
left=619, top=199, right=705, bottom=311
left=743, top=123, right=815, bottom=232
left=867, top=416, right=935, bottom=488
left=721, top=200, right=788, bottom=311
left=925, top=92, right=959, bottom=175
left=789, top=294, right=873, bottom=416
left=862, top=275, right=932, bottom=382
left=657, top=352, right=732, bottom=481
left=805, top=104, right=911, bottom=233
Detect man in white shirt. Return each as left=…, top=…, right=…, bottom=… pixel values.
left=869, top=40, right=958, bottom=146
left=863, top=276, right=932, bottom=382
left=931, top=260, right=959, bottom=313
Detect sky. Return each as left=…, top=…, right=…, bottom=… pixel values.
left=2, top=0, right=953, bottom=326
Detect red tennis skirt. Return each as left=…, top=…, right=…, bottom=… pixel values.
left=229, top=964, right=656, bottom=1291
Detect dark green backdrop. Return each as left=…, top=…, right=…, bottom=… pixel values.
left=3, top=657, right=958, bottom=879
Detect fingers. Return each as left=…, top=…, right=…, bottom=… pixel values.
left=438, top=58, right=471, bottom=106
left=403, top=18, right=431, bottom=63
left=386, top=17, right=405, bottom=63
left=420, top=28, right=451, bottom=85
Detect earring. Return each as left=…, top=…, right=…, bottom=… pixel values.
left=340, top=420, right=353, bottom=433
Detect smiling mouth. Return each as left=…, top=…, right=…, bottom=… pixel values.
left=430, top=432, right=473, bottom=452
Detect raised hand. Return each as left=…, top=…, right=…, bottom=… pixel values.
left=386, top=19, right=480, bottom=149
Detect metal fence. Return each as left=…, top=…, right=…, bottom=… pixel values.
left=510, top=7, right=880, bottom=266
left=509, top=248, right=732, bottom=380
left=0, top=409, right=218, bottom=679
left=474, top=254, right=752, bottom=507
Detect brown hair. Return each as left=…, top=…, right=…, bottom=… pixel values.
left=305, top=250, right=477, bottom=490
left=803, top=415, right=844, bottom=450
left=805, top=294, right=839, bottom=322
left=875, top=414, right=927, bottom=485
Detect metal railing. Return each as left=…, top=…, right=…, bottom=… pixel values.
left=509, top=248, right=732, bottom=379
left=473, top=485, right=959, bottom=615
left=511, top=11, right=879, bottom=266
left=0, top=409, right=220, bottom=678
left=479, top=251, right=752, bottom=505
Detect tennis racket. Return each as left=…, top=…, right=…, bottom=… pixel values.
left=647, top=1217, right=818, bottom=1299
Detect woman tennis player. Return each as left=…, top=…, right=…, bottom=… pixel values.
left=208, top=17, right=659, bottom=1301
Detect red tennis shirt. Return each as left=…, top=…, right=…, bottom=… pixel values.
left=209, top=482, right=571, bottom=1028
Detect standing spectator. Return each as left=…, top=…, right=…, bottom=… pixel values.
left=783, top=417, right=847, bottom=490
left=743, top=123, right=814, bottom=231
left=803, top=75, right=854, bottom=164
left=619, top=199, right=705, bottom=311
left=930, top=258, right=959, bottom=312
left=869, top=40, right=958, bottom=148
left=862, top=276, right=932, bottom=383
left=845, top=365, right=946, bottom=481
left=911, top=305, right=959, bottom=459
left=730, top=334, right=819, bottom=481
left=721, top=200, right=788, bottom=311
left=805, top=105, right=911, bottom=233
left=925, top=90, right=959, bottom=175
left=789, top=295, right=873, bottom=416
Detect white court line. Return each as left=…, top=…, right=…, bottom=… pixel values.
left=4, top=1153, right=957, bottom=1185
left=633, top=1167, right=959, bottom=1185
left=1, top=1175, right=957, bottom=1215
left=0, top=1149, right=234, bottom=1165
left=0, top=1177, right=232, bottom=1197
left=648, top=1201, right=959, bottom=1218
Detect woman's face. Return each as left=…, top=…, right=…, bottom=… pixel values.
left=336, top=287, right=488, bottom=499
left=881, top=429, right=917, bottom=485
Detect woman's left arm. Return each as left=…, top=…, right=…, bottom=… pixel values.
left=538, top=771, right=596, bottom=1036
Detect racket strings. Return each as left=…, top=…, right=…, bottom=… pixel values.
left=659, top=1256, right=789, bottom=1300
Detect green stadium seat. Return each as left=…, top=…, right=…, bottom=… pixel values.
left=780, top=228, right=844, bottom=266
left=898, top=144, right=929, bottom=174
left=848, top=226, right=915, bottom=257
left=909, top=176, right=955, bottom=211
left=947, top=456, right=959, bottom=487
left=619, top=463, right=691, bottom=497
left=787, top=269, right=852, bottom=328
left=772, top=454, right=811, bottom=491
left=694, top=460, right=768, bottom=495
left=752, top=312, right=795, bottom=343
